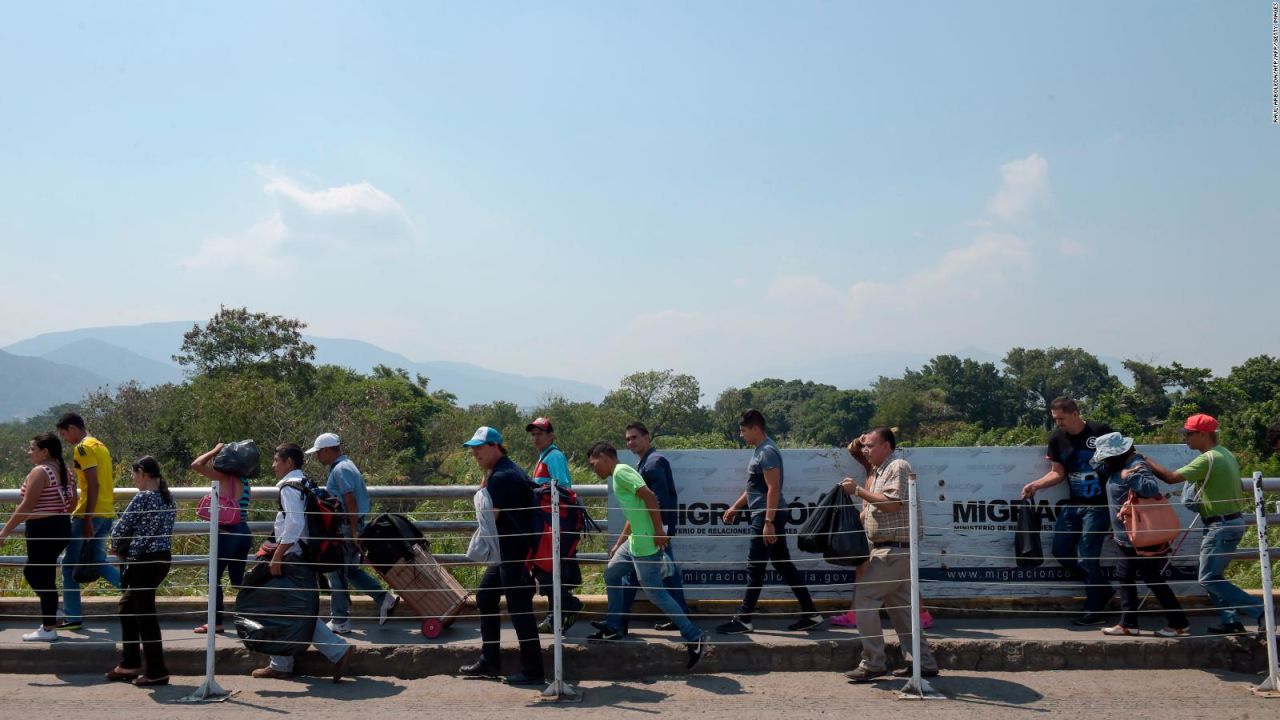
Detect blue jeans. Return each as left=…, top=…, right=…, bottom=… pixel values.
left=619, top=540, right=689, bottom=628
left=214, top=521, right=252, bottom=624
left=1198, top=517, right=1263, bottom=625
left=326, top=544, right=389, bottom=623
left=269, top=618, right=349, bottom=672
left=1051, top=505, right=1113, bottom=612
left=61, top=516, right=123, bottom=621
left=604, top=545, right=703, bottom=643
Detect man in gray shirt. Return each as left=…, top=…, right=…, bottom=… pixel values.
left=715, top=409, right=822, bottom=634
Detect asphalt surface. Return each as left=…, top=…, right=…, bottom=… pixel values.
left=0, top=670, right=1275, bottom=718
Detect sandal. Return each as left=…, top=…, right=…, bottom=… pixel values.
left=133, top=675, right=170, bottom=687
left=1100, top=624, right=1141, bottom=636
left=193, top=624, right=223, bottom=634
left=105, top=667, right=141, bottom=681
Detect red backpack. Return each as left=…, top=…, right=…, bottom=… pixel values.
left=527, top=484, right=598, bottom=573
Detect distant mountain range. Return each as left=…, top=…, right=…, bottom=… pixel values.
left=0, top=322, right=1138, bottom=422
left=0, top=321, right=608, bottom=420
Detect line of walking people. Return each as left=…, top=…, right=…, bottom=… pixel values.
left=0, top=402, right=1272, bottom=688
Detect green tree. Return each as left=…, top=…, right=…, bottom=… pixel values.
left=870, top=377, right=954, bottom=438
left=174, top=306, right=316, bottom=379
left=913, top=355, right=1020, bottom=428
left=789, top=388, right=877, bottom=445
left=602, top=370, right=707, bottom=437
left=1002, top=347, right=1121, bottom=427
left=711, top=378, right=857, bottom=444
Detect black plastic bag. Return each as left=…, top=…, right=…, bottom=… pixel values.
left=213, top=439, right=261, bottom=479
left=360, top=513, right=427, bottom=574
left=72, top=541, right=103, bottom=584
left=234, top=561, right=319, bottom=656
left=796, top=486, right=840, bottom=554
left=797, top=485, right=870, bottom=566
left=1014, top=499, right=1044, bottom=568
left=824, top=489, right=870, bottom=567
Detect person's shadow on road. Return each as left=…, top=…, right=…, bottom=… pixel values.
left=866, top=673, right=1044, bottom=709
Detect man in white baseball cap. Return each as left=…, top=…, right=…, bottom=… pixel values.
left=307, top=432, right=398, bottom=632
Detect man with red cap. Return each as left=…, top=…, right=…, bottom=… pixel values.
left=1144, top=413, right=1263, bottom=634
left=525, top=417, right=583, bottom=632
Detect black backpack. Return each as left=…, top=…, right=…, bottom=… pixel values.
left=278, top=476, right=347, bottom=574
left=360, top=512, right=428, bottom=574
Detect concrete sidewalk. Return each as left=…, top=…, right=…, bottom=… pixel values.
left=0, top=598, right=1273, bottom=679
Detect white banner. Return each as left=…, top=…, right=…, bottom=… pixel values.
left=613, top=445, right=1203, bottom=598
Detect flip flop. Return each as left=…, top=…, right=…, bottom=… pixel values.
left=105, top=668, right=141, bottom=681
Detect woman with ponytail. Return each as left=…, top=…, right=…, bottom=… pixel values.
left=106, top=456, right=176, bottom=686
left=0, top=433, right=76, bottom=642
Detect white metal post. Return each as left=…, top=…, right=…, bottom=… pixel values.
left=898, top=471, right=943, bottom=700
left=180, top=480, right=231, bottom=703
left=541, top=484, right=581, bottom=701
left=1250, top=472, right=1279, bottom=698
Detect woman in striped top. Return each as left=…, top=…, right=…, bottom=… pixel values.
left=0, top=433, right=75, bottom=642
left=190, top=442, right=253, bottom=633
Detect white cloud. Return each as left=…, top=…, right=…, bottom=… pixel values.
left=986, top=153, right=1049, bottom=222
left=182, top=213, right=288, bottom=272
left=183, top=167, right=415, bottom=273
left=257, top=165, right=403, bottom=216
left=607, top=156, right=1051, bottom=380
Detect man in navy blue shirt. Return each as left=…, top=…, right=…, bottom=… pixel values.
left=614, top=422, right=689, bottom=632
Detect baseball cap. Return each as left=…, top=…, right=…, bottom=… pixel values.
left=463, top=426, right=504, bottom=447
left=305, top=432, right=341, bottom=455
left=525, top=417, right=554, bottom=433
left=1183, top=413, right=1219, bottom=434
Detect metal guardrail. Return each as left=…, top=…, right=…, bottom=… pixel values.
left=0, top=483, right=610, bottom=567
left=0, top=480, right=1275, bottom=568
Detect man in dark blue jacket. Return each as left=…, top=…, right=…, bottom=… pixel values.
left=619, top=422, right=689, bottom=631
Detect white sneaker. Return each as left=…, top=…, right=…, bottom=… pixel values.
left=326, top=619, right=352, bottom=635
left=22, top=628, right=58, bottom=642
left=379, top=595, right=400, bottom=626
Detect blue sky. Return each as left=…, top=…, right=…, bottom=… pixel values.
left=1, top=2, right=1276, bottom=394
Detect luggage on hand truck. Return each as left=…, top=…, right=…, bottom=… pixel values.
left=362, top=513, right=469, bottom=638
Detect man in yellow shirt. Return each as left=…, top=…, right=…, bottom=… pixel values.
left=55, top=412, right=121, bottom=630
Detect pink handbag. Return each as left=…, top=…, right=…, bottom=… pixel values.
left=1117, top=489, right=1181, bottom=555
left=196, top=492, right=241, bottom=525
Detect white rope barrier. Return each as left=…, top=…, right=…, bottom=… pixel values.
left=0, top=473, right=1275, bottom=698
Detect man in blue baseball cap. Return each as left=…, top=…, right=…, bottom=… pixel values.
left=458, top=427, right=545, bottom=686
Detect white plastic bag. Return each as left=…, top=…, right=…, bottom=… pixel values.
left=466, top=487, right=501, bottom=565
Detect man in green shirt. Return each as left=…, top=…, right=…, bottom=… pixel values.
left=1145, top=413, right=1262, bottom=634
left=586, top=441, right=707, bottom=670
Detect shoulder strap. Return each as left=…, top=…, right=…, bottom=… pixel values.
left=278, top=480, right=309, bottom=512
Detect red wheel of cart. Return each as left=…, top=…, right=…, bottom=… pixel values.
left=421, top=617, right=444, bottom=638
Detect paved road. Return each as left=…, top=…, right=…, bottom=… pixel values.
left=2, top=670, right=1275, bottom=719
